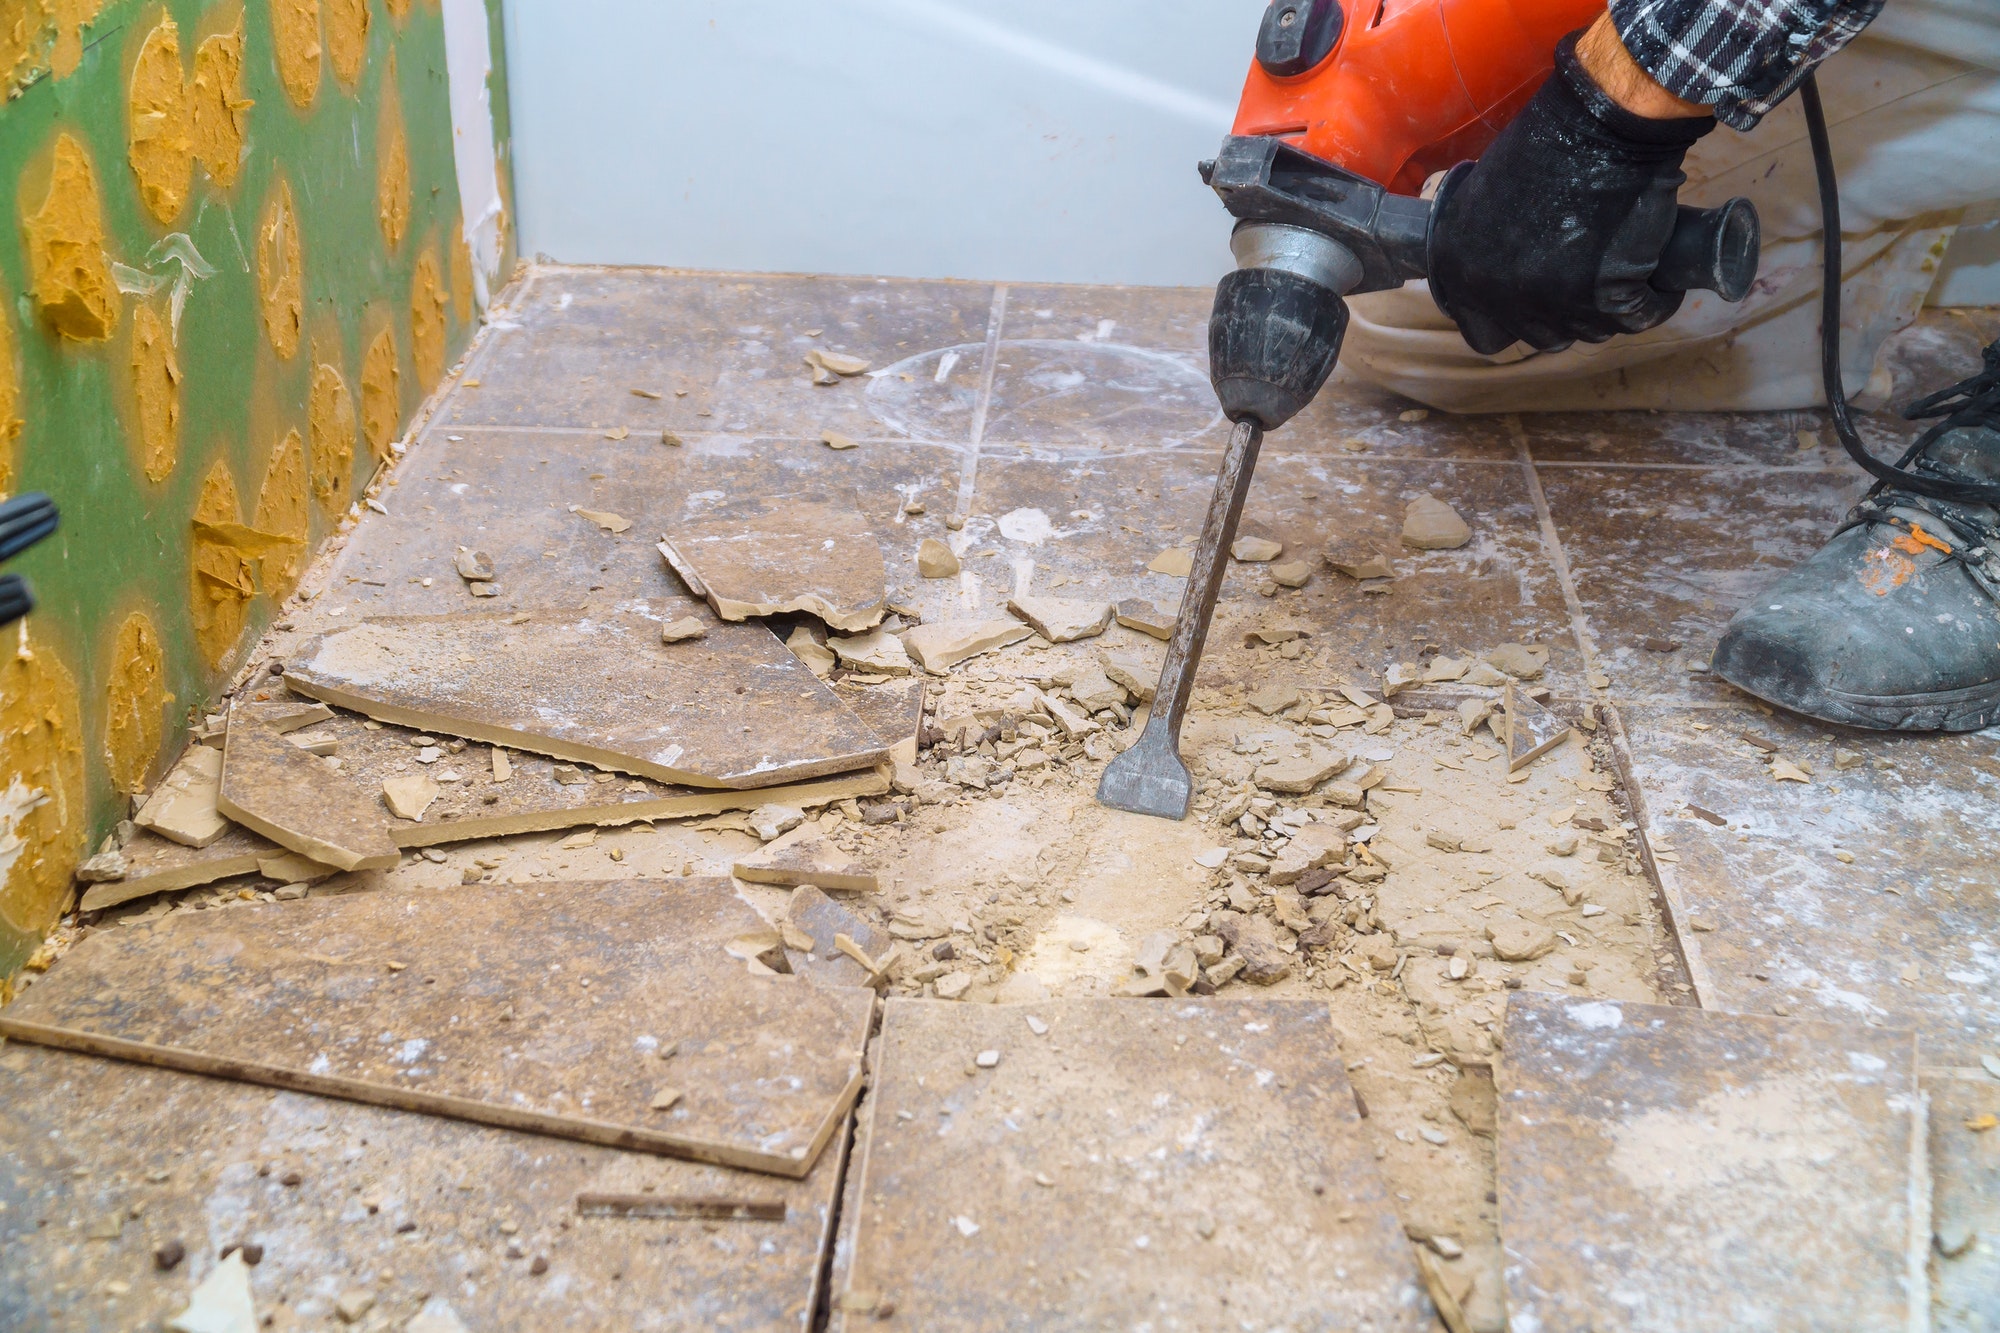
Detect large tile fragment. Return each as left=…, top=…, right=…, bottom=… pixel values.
left=0, top=1044, right=845, bottom=1331
left=133, top=745, right=228, bottom=848
left=79, top=822, right=281, bottom=912
left=285, top=610, right=891, bottom=789
left=660, top=494, right=887, bottom=633
left=1497, top=991, right=1927, bottom=1332
left=216, top=710, right=398, bottom=872
left=834, top=998, right=1429, bottom=1330
left=1, top=880, right=873, bottom=1177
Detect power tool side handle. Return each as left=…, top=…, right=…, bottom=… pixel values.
left=1396, top=193, right=1759, bottom=300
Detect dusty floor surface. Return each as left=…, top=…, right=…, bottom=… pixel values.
left=13, top=270, right=2000, bottom=1330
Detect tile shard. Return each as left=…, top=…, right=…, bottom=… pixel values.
left=734, top=825, right=879, bottom=893
left=659, top=495, right=887, bottom=633
left=1503, top=680, right=1573, bottom=772
left=1005, top=595, right=1115, bottom=643
left=900, top=619, right=1031, bottom=672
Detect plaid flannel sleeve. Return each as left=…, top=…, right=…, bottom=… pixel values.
left=1608, top=0, right=1885, bottom=130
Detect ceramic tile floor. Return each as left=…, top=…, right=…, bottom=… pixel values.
left=443, top=268, right=1999, bottom=1079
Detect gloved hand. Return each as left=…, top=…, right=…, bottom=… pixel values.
left=1427, top=31, right=1714, bottom=356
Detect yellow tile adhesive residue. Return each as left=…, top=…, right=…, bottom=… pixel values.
left=324, top=0, right=366, bottom=88
left=127, top=14, right=193, bottom=223
left=46, top=0, right=101, bottom=78
left=23, top=133, right=118, bottom=342
left=130, top=301, right=179, bottom=482
left=257, top=176, right=304, bottom=359
left=104, top=610, right=167, bottom=793
left=268, top=0, right=321, bottom=107
left=360, top=324, right=399, bottom=461
left=383, top=0, right=407, bottom=21
left=410, top=247, right=446, bottom=390
left=308, top=359, right=355, bottom=520
left=376, top=55, right=409, bottom=250
left=1, top=0, right=53, bottom=94
left=253, top=427, right=311, bottom=599
left=0, top=625, right=84, bottom=945
left=0, top=278, right=20, bottom=494
left=190, top=16, right=251, bottom=188
left=450, top=230, right=474, bottom=323
left=189, top=457, right=251, bottom=666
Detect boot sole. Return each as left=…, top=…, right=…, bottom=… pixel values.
left=1721, top=671, right=2000, bottom=733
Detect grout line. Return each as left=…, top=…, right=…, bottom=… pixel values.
left=957, top=284, right=1009, bottom=519
left=1509, top=414, right=1714, bottom=1008
left=1508, top=416, right=1604, bottom=681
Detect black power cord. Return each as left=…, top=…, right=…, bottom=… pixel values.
left=1802, top=73, right=2000, bottom=507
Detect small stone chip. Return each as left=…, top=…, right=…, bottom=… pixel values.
left=650, top=1087, right=684, bottom=1112
left=821, top=428, right=860, bottom=450
left=660, top=616, right=707, bottom=643
left=974, top=1049, right=1000, bottom=1068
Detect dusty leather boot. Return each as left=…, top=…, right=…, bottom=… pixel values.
left=1713, top=340, right=2000, bottom=731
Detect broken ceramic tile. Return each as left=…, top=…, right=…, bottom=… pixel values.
left=1401, top=496, right=1471, bottom=551
left=1097, top=648, right=1160, bottom=703
left=134, top=746, right=229, bottom=849
left=734, top=825, right=879, bottom=893
left=1324, top=541, right=1396, bottom=581
left=1254, top=747, right=1347, bottom=795
left=1503, top=681, right=1573, bottom=772
left=916, top=538, right=960, bottom=579
left=900, top=620, right=1031, bottom=672
left=658, top=495, right=887, bottom=634
left=659, top=617, right=707, bottom=644
left=0, top=879, right=873, bottom=1178
left=830, top=629, right=912, bottom=676
left=1113, top=598, right=1175, bottom=640
left=784, top=885, right=894, bottom=989
left=383, top=774, right=442, bottom=822
left=1006, top=595, right=1115, bottom=644
left=1147, top=549, right=1193, bottom=577
left=285, top=611, right=892, bottom=789
left=1481, top=642, right=1548, bottom=681
left=215, top=710, right=398, bottom=872
left=1231, top=536, right=1282, bottom=563
left=1268, top=560, right=1312, bottom=589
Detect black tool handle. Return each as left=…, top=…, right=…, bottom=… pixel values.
left=1653, top=198, right=1759, bottom=300
left=0, top=574, right=34, bottom=629
left=0, top=492, right=58, bottom=563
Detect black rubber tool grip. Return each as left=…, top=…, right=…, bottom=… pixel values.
left=1652, top=197, right=1759, bottom=300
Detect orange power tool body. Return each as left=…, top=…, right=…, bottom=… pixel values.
left=1232, top=0, right=1605, bottom=200
left=1097, top=0, right=1757, bottom=819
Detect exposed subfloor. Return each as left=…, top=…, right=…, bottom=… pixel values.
left=10, top=270, right=2000, bottom=1330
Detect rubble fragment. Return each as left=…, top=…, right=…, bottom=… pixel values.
left=1231, top=535, right=1282, bottom=562
left=1006, top=595, right=1114, bottom=643
left=900, top=619, right=1029, bottom=671
left=1147, top=548, right=1192, bottom=577
left=1114, top=598, right=1175, bottom=639
left=831, top=629, right=912, bottom=676
left=659, top=617, right=706, bottom=644
left=1401, top=495, right=1471, bottom=550
left=916, top=538, right=960, bottom=579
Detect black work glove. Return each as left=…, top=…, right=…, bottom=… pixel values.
left=1427, top=32, right=1714, bottom=356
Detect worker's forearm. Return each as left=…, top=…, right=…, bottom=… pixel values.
left=1575, top=11, right=1711, bottom=120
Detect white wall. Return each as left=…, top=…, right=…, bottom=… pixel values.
left=502, top=0, right=1267, bottom=286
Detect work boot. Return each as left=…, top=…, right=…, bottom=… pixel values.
left=1713, top=340, right=2000, bottom=731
